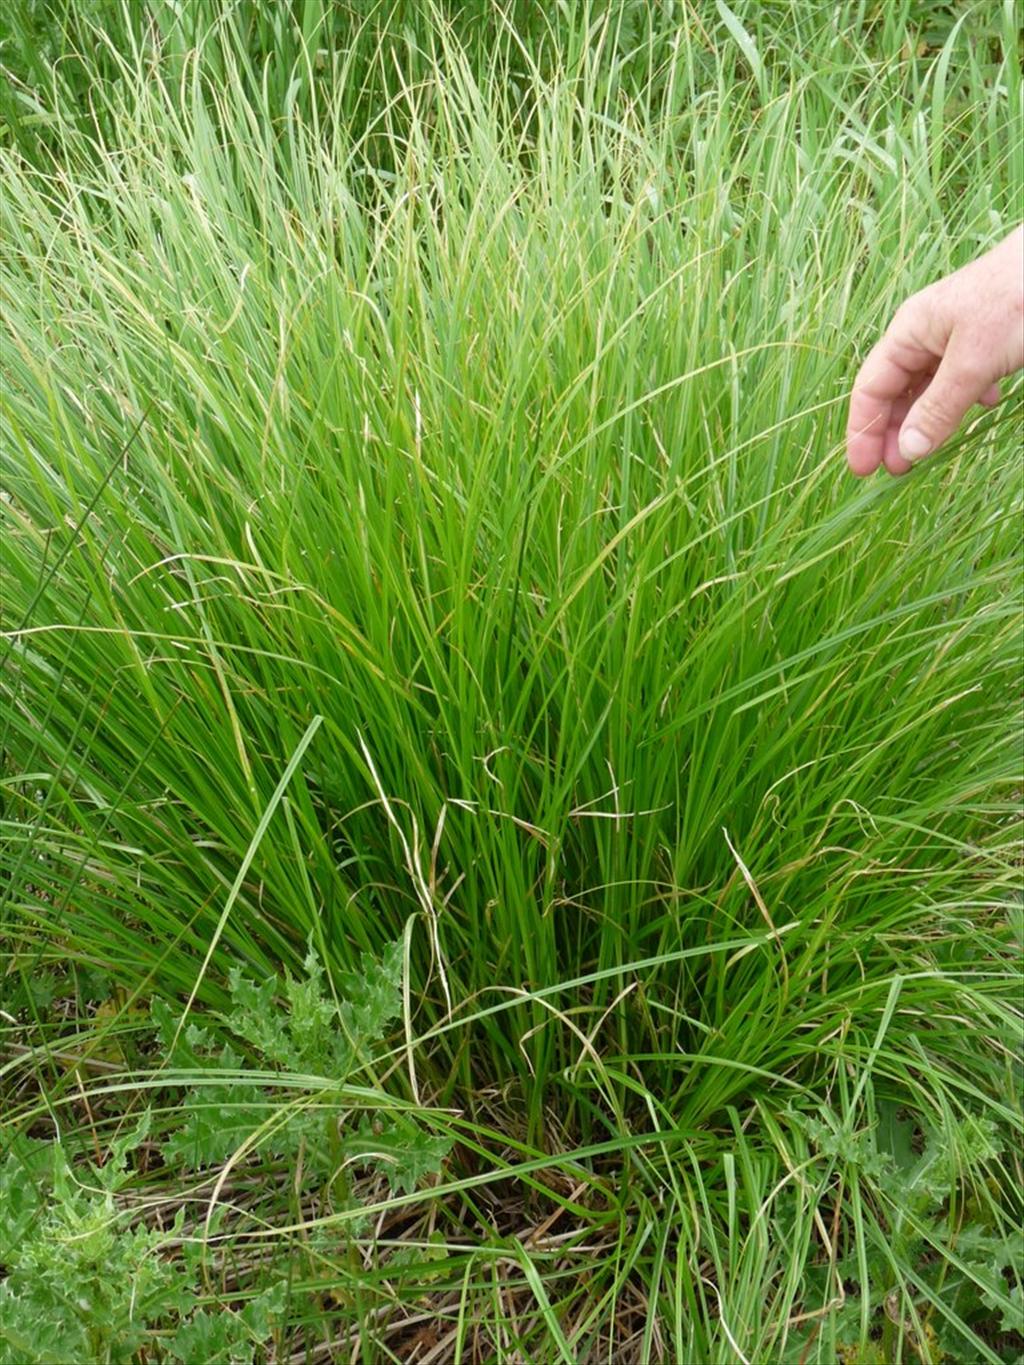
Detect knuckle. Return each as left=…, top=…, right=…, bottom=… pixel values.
left=948, top=346, right=991, bottom=394
left=895, top=283, right=933, bottom=319
left=956, top=362, right=989, bottom=393
left=890, top=298, right=917, bottom=331
left=890, top=288, right=937, bottom=345
left=915, top=389, right=957, bottom=426
left=921, top=387, right=976, bottom=429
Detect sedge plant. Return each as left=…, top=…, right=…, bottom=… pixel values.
left=1, top=1, right=1022, bottom=1360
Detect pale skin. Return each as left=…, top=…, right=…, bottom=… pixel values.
left=846, top=224, right=1024, bottom=476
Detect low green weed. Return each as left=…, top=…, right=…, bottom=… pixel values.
left=1, top=940, right=451, bottom=1364
left=788, top=1101, right=1023, bottom=1363
left=153, top=937, right=450, bottom=1195
left=1, top=1118, right=286, bottom=1365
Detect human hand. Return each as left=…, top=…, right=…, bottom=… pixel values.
left=846, top=225, right=1024, bottom=476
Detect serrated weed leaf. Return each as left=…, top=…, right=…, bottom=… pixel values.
left=154, top=939, right=450, bottom=1192
left=167, top=1283, right=286, bottom=1365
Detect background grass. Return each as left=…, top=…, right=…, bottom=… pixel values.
left=2, top=1, right=1022, bottom=1361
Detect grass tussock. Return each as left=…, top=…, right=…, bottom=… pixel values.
left=1, top=1, right=1022, bottom=1361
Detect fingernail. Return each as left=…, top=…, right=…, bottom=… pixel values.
left=899, top=427, right=931, bottom=460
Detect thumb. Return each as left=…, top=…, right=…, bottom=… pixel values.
left=898, top=332, right=994, bottom=462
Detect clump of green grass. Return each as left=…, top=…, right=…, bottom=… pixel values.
left=2, top=1, right=1022, bottom=1360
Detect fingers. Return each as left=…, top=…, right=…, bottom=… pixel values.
left=845, top=225, right=1022, bottom=478
left=881, top=388, right=917, bottom=476
left=847, top=310, right=1003, bottom=478
left=897, top=328, right=998, bottom=463
left=845, top=330, right=928, bottom=477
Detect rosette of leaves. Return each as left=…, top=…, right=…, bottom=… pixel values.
left=0, top=1117, right=286, bottom=1365
left=152, top=939, right=451, bottom=1198
left=786, top=1101, right=1023, bottom=1365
